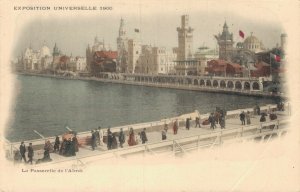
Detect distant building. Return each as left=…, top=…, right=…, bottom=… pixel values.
left=175, top=15, right=197, bottom=76
left=76, top=57, right=87, bottom=71
left=90, top=51, right=117, bottom=75
left=117, top=18, right=129, bottom=73
left=250, top=61, right=270, bottom=77
left=214, top=22, right=234, bottom=61
left=242, top=32, right=265, bottom=53
left=86, top=36, right=107, bottom=73
left=19, top=42, right=52, bottom=71
left=127, top=39, right=141, bottom=73
left=194, top=47, right=219, bottom=75
left=135, top=46, right=177, bottom=74
left=176, top=15, right=194, bottom=60
left=206, top=59, right=243, bottom=77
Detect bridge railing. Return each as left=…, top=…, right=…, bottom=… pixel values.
left=33, top=117, right=290, bottom=167
left=3, top=104, right=283, bottom=159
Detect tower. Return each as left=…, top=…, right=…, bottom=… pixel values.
left=52, top=43, right=61, bottom=70
left=177, top=15, right=194, bottom=60
left=117, top=18, right=129, bottom=72
left=280, top=33, right=287, bottom=52
left=215, top=21, right=234, bottom=61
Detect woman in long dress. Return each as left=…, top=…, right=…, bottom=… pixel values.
left=128, top=128, right=136, bottom=146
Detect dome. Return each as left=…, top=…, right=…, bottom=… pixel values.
left=243, top=34, right=264, bottom=53
left=244, top=35, right=260, bottom=44
left=40, top=45, right=51, bottom=57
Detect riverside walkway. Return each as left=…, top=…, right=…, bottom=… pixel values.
left=4, top=104, right=290, bottom=168
left=19, top=72, right=285, bottom=98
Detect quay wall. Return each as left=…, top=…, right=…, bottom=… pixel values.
left=18, top=72, right=285, bottom=98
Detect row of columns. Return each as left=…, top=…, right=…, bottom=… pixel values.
left=128, top=75, right=262, bottom=91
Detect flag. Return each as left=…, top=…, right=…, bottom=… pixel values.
left=239, top=30, right=245, bottom=38
left=271, top=53, right=281, bottom=62
left=134, top=28, right=140, bottom=33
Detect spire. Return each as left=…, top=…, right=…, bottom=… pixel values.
left=119, top=18, right=126, bottom=37
left=223, top=21, right=228, bottom=32
left=94, top=36, right=98, bottom=44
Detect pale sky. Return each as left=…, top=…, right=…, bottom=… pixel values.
left=12, top=5, right=284, bottom=57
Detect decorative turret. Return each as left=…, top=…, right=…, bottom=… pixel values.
left=53, top=43, right=60, bottom=57
left=214, top=21, right=234, bottom=61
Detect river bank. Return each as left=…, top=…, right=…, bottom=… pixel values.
left=18, top=72, right=285, bottom=98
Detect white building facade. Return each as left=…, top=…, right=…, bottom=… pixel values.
left=136, top=46, right=177, bottom=74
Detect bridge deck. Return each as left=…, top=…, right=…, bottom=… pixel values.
left=17, top=111, right=288, bottom=166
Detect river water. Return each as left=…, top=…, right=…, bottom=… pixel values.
left=6, top=75, right=277, bottom=142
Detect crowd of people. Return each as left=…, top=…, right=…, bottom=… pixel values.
left=14, top=103, right=284, bottom=165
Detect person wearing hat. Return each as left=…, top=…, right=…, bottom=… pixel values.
left=118, top=128, right=125, bottom=148
left=19, top=141, right=26, bottom=163
left=27, top=143, right=34, bottom=164
left=54, top=135, right=60, bottom=153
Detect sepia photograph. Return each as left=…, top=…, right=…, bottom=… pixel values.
left=0, top=0, right=299, bottom=191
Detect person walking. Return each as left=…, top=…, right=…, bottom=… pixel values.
left=43, top=140, right=52, bottom=161
left=220, top=115, right=225, bottom=129
left=208, top=113, right=216, bottom=129
left=173, top=119, right=179, bottom=134
left=70, top=137, right=76, bottom=156
left=140, top=128, right=148, bottom=144
left=118, top=128, right=125, bottom=148
left=164, top=123, right=169, bottom=132
left=186, top=117, right=191, bottom=130
left=111, top=133, right=118, bottom=149
left=54, top=135, right=60, bottom=153
left=91, top=130, right=96, bottom=151
left=240, top=111, right=246, bottom=125
left=27, top=143, right=34, bottom=164
left=195, top=116, right=201, bottom=128
left=128, top=128, right=136, bottom=146
left=72, top=134, right=79, bottom=152
left=107, top=128, right=113, bottom=150
left=19, top=141, right=27, bottom=163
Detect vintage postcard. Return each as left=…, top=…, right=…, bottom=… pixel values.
left=0, top=0, right=299, bottom=191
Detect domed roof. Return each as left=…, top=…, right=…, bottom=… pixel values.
left=244, top=35, right=260, bottom=44
left=40, top=45, right=51, bottom=57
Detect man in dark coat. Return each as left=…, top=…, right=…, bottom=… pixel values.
left=118, top=128, right=125, bottom=148
left=54, top=135, right=60, bottom=152
left=72, top=134, right=79, bottom=152
left=111, top=133, right=118, bottom=149
left=70, top=137, right=76, bottom=156
left=107, top=128, right=113, bottom=150
left=27, top=143, right=34, bottom=164
left=220, top=115, right=226, bottom=129
left=195, top=117, right=201, bottom=128
left=140, top=128, right=148, bottom=144
left=60, top=139, right=67, bottom=155
left=19, top=141, right=26, bottom=163
left=208, top=113, right=216, bottom=129
left=186, top=118, right=191, bottom=130
left=240, top=111, right=246, bottom=125
left=91, top=130, right=96, bottom=151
